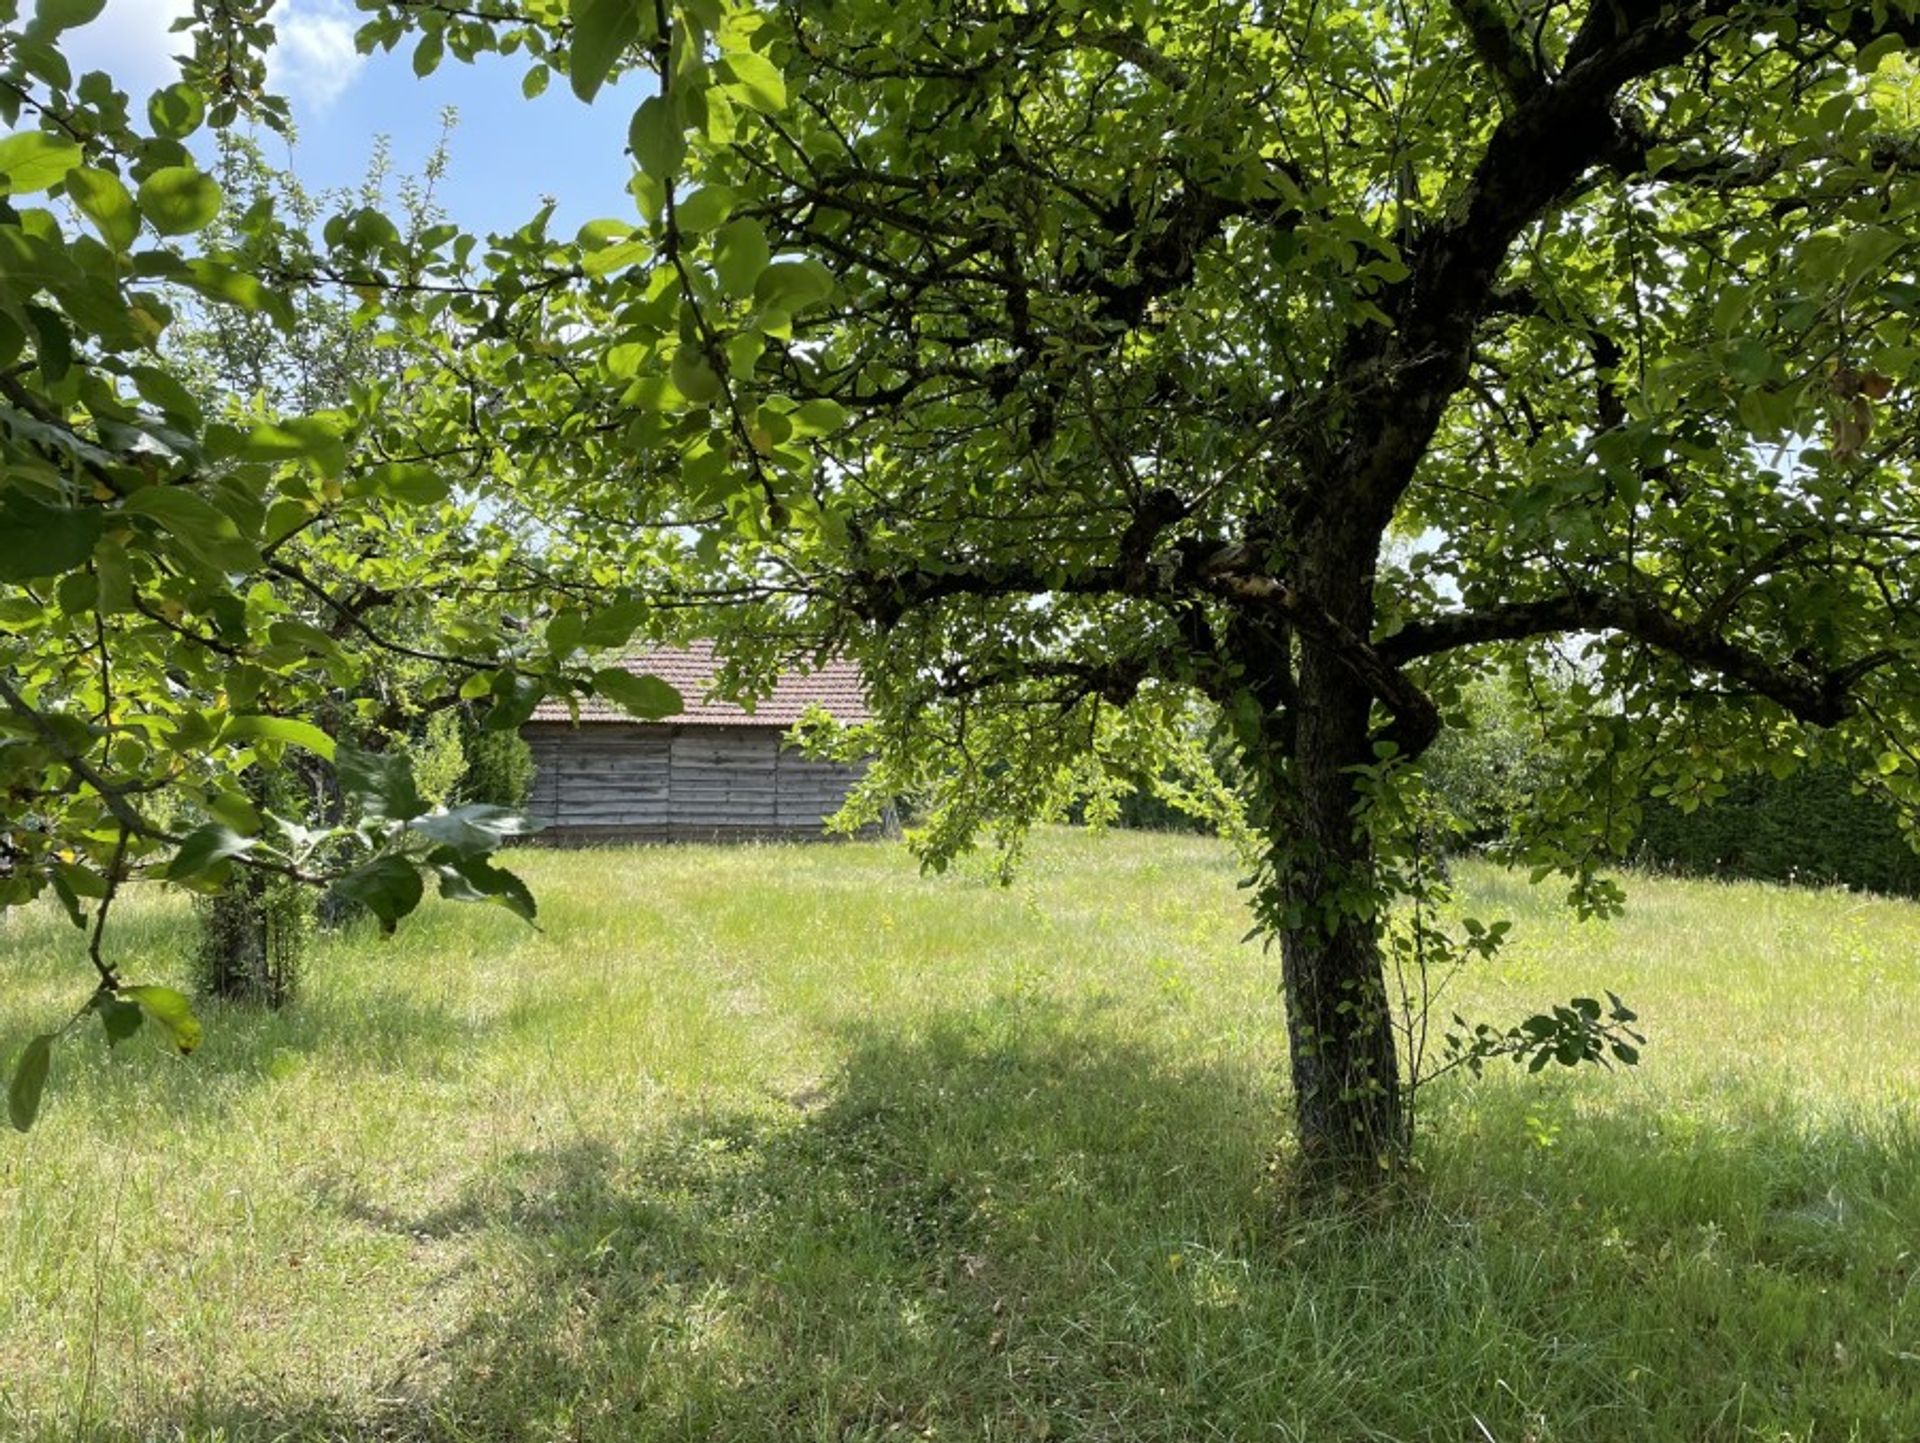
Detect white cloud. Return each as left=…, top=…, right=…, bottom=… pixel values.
left=54, top=0, right=364, bottom=116
left=59, top=0, right=194, bottom=99
left=268, top=0, right=366, bottom=114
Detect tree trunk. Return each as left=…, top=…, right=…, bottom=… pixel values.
left=196, top=866, right=298, bottom=1008
left=1271, top=666, right=1407, bottom=1179
left=1266, top=536, right=1407, bottom=1183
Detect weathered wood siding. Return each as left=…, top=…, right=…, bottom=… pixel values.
left=523, top=722, right=869, bottom=842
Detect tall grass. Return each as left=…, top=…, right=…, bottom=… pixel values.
left=2, top=830, right=1916, bottom=1441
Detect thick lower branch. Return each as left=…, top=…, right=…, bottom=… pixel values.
left=1379, top=588, right=1895, bottom=725
left=1201, top=551, right=1441, bottom=757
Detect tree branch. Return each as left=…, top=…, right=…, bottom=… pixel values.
left=1329, top=0, right=1741, bottom=533
left=1199, top=551, right=1442, bottom=756
left=1074, top=28, right=1191, bottom=90
left=1448, top=0, right=1544, bottom=103
left=1377, top=588, right=1895, bottom=726
left=0, top=674, right=150, bottom=836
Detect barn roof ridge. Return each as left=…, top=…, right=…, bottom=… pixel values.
left=529, top=639, right=871, bottom=728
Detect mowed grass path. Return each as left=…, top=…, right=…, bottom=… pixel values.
left=3, top=830, right=1919, bottom=1442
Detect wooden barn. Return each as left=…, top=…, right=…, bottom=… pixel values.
left=522, top=643, right=874, bottom=843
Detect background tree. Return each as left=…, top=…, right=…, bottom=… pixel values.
left=165, top=124, right=473, bottom=1004
left=0, top=1, right=583, bottom=1107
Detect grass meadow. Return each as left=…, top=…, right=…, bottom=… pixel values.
left=2, top=829, right=1918, bottom=1442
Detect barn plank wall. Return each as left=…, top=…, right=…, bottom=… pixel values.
left=523, top=723, right=871, bottom=842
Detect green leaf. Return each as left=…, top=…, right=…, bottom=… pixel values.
left=335, top=742, right=427, bottom=822
left=221, top=715, right=336, bottom=760
left=353, top=462, right=452, bottom=506
left=407, top=804, right=536, bottom=858
left=582, top=237, right=650, bottom=278
left=671, top=347, right=723, bottom=405
left=547, top=607, right=585, bottom=658
left=0, top=490, right=106, bottom=582
left=137, top=165, right=223, bottom=236
left=166, top=822, right=256, bottom=881
left=238, top=419, right=348, bottom=478
left=754, top=259, right=835, bottom=314
left=55, top=859, right=107, bottom=899
left=130, top=363, right=203, bottom=427
left=413, top=29, right=445, bottom=76
left=266, top=619, right=344, bottom=659
left=592, top=667, right=685, bottom=719
left=580, top=599, right=649, bottom=647
left=119, top=486, right=261, bottom=574
left=675, top=183, right=734, bottom=235
left=206, top=790, right=262, bottom=834
left=49, top=869, right=85, bottom=929
left=713, top=217, right=771, bottom=299
left=791, top=397, right=848, bottom=437
left=32, top=0, right=107, bottom=32
left=481, top=672, right=546, bottom=733
left=432, top=851, right=537, bottom=922
left=96, top=996, right=144, bottom=1048
left=67, top=166, right=139, bottom=251
left=332, top=856, right=425, bottom=934
left=118, top=484, right=239, bottom=533
left=720, top=49, right=787, bottom=113
left=569, top=0, right=640, bottom=102
left=0, top=130, right=80, bottom=195
left=147, top=83, right=206, bottom=139
left=179, top=259, right=293, bottom=326
left=122, top=985, right=203, bottom=1054
left=8, top=1035, right=53, bottom=1132
left=629, top=95, right=685, bottom=184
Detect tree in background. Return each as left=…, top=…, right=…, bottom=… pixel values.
left=1420, top=671, right=1577, bottom=851
left=1420, top=671, right=1920, bottom=895
left=458, top=721, right=536, bottom=810
left=163, top=118, right=498, bottom=1003
left=4, top=1, right=1920, bottom=1191
left=0, top=5, right=557, bottom=1100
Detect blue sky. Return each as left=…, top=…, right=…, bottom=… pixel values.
left=66, top=0, right=648, bottom=239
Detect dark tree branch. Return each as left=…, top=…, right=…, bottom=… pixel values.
left=1377, top=588, right=1897, bottom=726
left=1074, top=28, right=1190, bottom=90
left=1448, top=0, right=1545, bottom=103
left=266, top=561, right=494, bottom=671
left=1198, top=549, right=1442, bottom=756
left=1329, top=0, right=1743, bottom=533
left=934, top=656, right=1155, bottom=706
left=0, top=675, right=151, bottom=837
left=844, top=558, right=1134, bottom=627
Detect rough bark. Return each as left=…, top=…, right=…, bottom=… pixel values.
left=196, top=869, right=290, bottom=1008
left=1273, top=668, right=1406, bottom=1178
left=1253, top=530, right=1409, bottom=1180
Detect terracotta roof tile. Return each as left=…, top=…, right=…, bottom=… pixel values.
left=531, top=641, right=870, bottom=727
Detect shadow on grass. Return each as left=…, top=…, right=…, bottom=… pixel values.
left=102, top=1002, right=1920, bottom=1443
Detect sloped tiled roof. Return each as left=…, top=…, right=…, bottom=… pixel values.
left=531, top=640, right=871, bottom=727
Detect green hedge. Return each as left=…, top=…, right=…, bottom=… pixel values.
left=1099, top=683, right=1920, bottom=899
left=1631, top=766, right=1920, bottom=897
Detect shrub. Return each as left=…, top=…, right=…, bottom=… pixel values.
left=463, top=724, right=536, bottom=809
left=410, top=708, right=468, bottom=807
left=1631, top=765, right=1920, bottom=897
left=1421, top=676, right=1565, bottom=849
